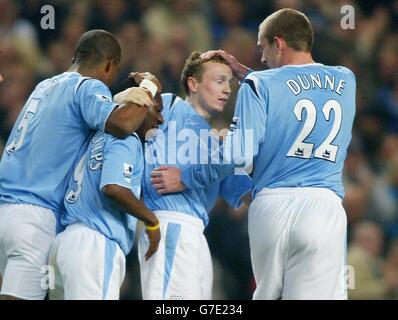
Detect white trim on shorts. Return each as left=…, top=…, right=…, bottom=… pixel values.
left=153, top=210, right=205, bottom=232
left=139, top=210, right=211, bottom=300
left=256, top=187, right=341, bottom=200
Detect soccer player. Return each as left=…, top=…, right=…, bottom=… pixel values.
left=156, top=9, right=356, bottom=299
left=0, top=30, right=160, bottom=300
left=48, top=94, right=164, bottom=300
left=139, top=52, right=251, bottom=300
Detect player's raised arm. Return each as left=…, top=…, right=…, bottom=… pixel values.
left=177, top=75, right=266, bottom=190
left=155, top=65, right=266, bottom=194
left=105, top=73, right=162, bottom=138
left=200, top=50, right=251, bottom=81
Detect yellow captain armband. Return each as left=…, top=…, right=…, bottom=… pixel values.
left=145, top=222, right=160, bottom=231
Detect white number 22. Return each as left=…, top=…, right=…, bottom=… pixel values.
left=287, top=99, right=342, bottom=162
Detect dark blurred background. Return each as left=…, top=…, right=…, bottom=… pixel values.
left=1, top=0, right=398, bottom=299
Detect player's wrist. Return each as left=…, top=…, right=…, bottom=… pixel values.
left=145, top=220, right=160, bottom=231
left=139, top=79, right=158, bottom=99
left=145, top=216, right=160, bottom=231
left=237, top=65, right=251, bottom=81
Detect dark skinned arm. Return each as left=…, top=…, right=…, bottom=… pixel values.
left=102, top=184, right=160, bottom=260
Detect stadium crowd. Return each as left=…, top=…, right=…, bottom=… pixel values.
left=1, top=0, right=398, bottom=299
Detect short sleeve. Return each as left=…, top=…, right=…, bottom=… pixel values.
left=76, top=79, right=118, bottom=131
left=100, top=135, right=143, bottom=198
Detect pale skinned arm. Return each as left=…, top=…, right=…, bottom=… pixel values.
left=200, top=50, right=251, bottom=81
left=151, top=166, right=186, bottom=194
left=151, top=166, right=253, bottom=209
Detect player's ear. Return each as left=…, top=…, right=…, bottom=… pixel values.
left=274, top=36, right=284, bottom=51
left=104, top=58, right=113, bottom=73
left=187, top=77, right=198, bottom=94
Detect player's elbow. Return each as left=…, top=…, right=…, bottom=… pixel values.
left=105, top=104, right=143, bottom=138
left=105, top=117, right=134, bottom=138
left=102, top=184, right=121, bottom=199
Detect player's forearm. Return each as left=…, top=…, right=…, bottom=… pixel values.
left=105, top=103, right=148, bottom=138
left=181, top=162, right=234, bottom=189
left=181, top=136, right=241, bottom=189
left=235, top=64, right=252, bottom=81
left=102, top=184, right=158, bottom=226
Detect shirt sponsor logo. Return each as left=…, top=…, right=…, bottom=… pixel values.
left=123, top=163, right=133, bottom=183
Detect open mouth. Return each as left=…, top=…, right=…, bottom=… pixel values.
left=218, top=98, right=228, bottom=104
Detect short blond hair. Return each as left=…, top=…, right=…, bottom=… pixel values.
left=259, top=9, right=314, bottom=52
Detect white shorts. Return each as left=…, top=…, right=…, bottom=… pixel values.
left=0, top=203, right=56, bottom=299
left=249, top=188, right=347, bottom=300
left=48, top=223, right=125, bottom=300
left=138, top=211, right=212, bottom=300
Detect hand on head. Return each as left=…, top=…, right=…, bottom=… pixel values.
left=200, top=50, right=249, bottom=81
left=128, top=72, right=162, bottom=96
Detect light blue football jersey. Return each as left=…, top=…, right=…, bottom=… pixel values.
left=62, top=131, right=143, bottom=256
left=143, top=93, right=251, bottom=227
left=0, top=72, right=117, bottom=219
left=181, top=64, right=356, bottom=198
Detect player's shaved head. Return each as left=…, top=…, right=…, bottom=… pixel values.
left=259, top=8, right=314, bottom=52
left=73, top=29, right=121, bottom=67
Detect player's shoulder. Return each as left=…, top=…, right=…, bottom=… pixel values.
left=240, top=70, right=273, bottom=99
left=252, top=64, right=354, bottom=79
left=327, top=65, right=356, bottom=81
left=244, top=70, right=274, bottom=83
left=105, top=131, right=140, bottom=148
left=243, top=69, right=284, bottom=90
left=161, top=93, right=183, bottom=108
left=161, top=92, right=185, bottom=118
left=75, top=74, right=109, bottom=95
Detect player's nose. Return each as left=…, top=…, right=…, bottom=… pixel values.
left=223, top=83, right=232, bottom=95
left=157, top=114, right=164, bottom=125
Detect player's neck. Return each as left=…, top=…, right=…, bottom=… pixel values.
left=282, top=51, right=315, bottom=66
left=186, top=96, right=212, bottom=121
left=67, top=64, right=101, bottom=80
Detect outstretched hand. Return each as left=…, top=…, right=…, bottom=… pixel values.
left=151, top=166, right=186, bottom=194
left=200, top=50, right=250, bottom=81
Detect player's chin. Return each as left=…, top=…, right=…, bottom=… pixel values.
left=213, top=102, right=226, bottom=112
